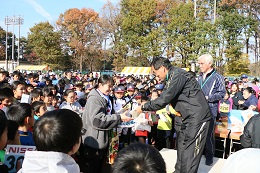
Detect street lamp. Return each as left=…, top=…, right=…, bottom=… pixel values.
left=5, top=15, right=24, bottom=71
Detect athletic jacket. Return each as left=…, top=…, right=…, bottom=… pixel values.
left=142, top=66, right=212, bottom=135
left=198, top=69, right=226, bottom=116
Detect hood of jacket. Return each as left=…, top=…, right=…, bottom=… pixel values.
left=18, top=151, right=80, bottom=173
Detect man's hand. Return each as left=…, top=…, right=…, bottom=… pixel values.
left=120, top=111, right=133, bottom=122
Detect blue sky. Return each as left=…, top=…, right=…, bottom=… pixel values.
left=0, top=0, right=120, bottom=37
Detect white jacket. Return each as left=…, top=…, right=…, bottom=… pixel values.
left=59, top=101, right=83, bottom=115
left=18, top=151, right=80, bottom=173
left=222, top=148, right=260, bottom=173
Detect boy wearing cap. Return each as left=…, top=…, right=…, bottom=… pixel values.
left=155, top=84, right=164, bottom=95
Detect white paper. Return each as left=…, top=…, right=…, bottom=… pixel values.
left=159, top=113, right=168, bottom=122
left=21, top=94, right=31, bottom=104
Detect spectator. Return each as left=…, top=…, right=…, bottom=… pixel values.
left=112, top=142, right=166, bottom=173
left=18, top=109, right=83, bottom=173
left=230, top=83, right=244, bottom=110
left=240, top=113, right=260, bottom=148
left=222, top=148, right=260, bottom=173
left=6, top=120, right=20, bottom=145
left=238, top=87, right=258, bottom=111
left=198, top=54, right=226, bottom=166
left=41, top=87, right=55, bottom=111
left=30, top=88, right=42, bottom=103
left=0, top=110, right=8, bottom=173
left=31, top=101, right=47, bottom=121
left=0, top=87, right=14, bottom=113
left=59, top=89, right=83, bottom=115
left=7, top=103, right=35, bottom=146
left=63, top=70, right=72, bottom=85
left=0, top=70, right=10, bottom=89
left=12, top=81, right=26, bottom=103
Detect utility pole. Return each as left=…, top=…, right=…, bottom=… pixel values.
left=194, top=0, right=197, bottom=18
left=213, top=0, right=217, bottom=23
left=17, top=16, right=24, bottom=66
left=5, top=16, right=9, bottom=71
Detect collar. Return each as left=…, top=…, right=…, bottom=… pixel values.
left=201, top=68, right=215, bottom=79
left=166, top=72, right=169, bottom=82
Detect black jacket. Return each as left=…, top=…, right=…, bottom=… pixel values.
left=143, top=67, right=212, bottom=134
left=230, top=91, right=244, bottom=110
left=240, top=114, right=260, bottom=148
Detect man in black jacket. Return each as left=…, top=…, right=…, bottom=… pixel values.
left=240, top=114, right=260, bottom=148
left=136, top=57, right=212, bottom=173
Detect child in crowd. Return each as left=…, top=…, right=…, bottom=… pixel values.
left=134, top=93, right=153, bottom=144
left=18, top=109, right=83, bottom=173
left=150, top=90, right=159, bottom=146
left=156, top=104, right=174, bottom=150
left=26, top=84, right=34, bottom=94
left=112, top=142, right=166, bottom=173
left=7, top=120, right=20, bottom=145
left=218, top=91, right=233, bottom=117
left=31, top=101, right=47, bottom=121
left=52, top=96, right=59, bottom=109
left=7, top=103, right=35, bottom=146
left=0, top=110, right=8, bottom=173
left=0, top=120, right=21, bottom=172
left=59, top=89, right=83, bottom=115
left=113, top=86, right=128, bottom=148
left=9, top=70, right=21, bottom=85
left=0, top=87, right=14, bottom=114
left=74, top=81, right=85, bottom=100
left=41, top=87, right=55, bottom=111
left=30, top=88, right=42, bottom=103
left=12, top=81, right=26, bottom=103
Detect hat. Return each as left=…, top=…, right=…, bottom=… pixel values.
left=75, top=81, right=83, bottom=87
left=127, top=84, right=135, bottom=91
left=241, top=74, right=248, bottom=79
left=49, top=72, right=55, bottom=76
left=155, top=84, right=164, bottom=90
left=114, top=86, right=125, bottom=93
left=134, top=93, right=142, bottom=99
left=85, top=84, right=93, bottom=90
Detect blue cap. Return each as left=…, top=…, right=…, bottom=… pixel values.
left=114, top=86, right=125, bottom=93
left=127, top=84, right=135, bottom=91
left=241, top=74, right=248, bottom=79
left=155, top=84, right=164, bottom=90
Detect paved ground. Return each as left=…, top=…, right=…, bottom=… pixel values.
left=160, top=148, right=226, bottom=173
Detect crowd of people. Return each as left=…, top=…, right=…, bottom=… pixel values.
left=0, top=55, right=260, bottom=173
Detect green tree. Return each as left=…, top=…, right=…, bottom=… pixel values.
left=120, top=0, right=160, bottom=66
left=28, top=22, right=64, bottom=69
left=167, top=1, right=218, bottom=67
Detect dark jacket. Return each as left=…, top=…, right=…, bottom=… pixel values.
left=242, top=94, right=258, bottom=110
left=82, top=89, right=121, bottom=149
left=240, top=114, right=260, bottom=148
left=230, top=91, right=244, bottom=110
left=142, top=67, right=212, bottom=136
left=198, top=69, right=226, bottom=117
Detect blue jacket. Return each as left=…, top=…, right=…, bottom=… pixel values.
left=243, top=94, right=258, bottom=109
left=198, top=69, right=226, bottom=117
